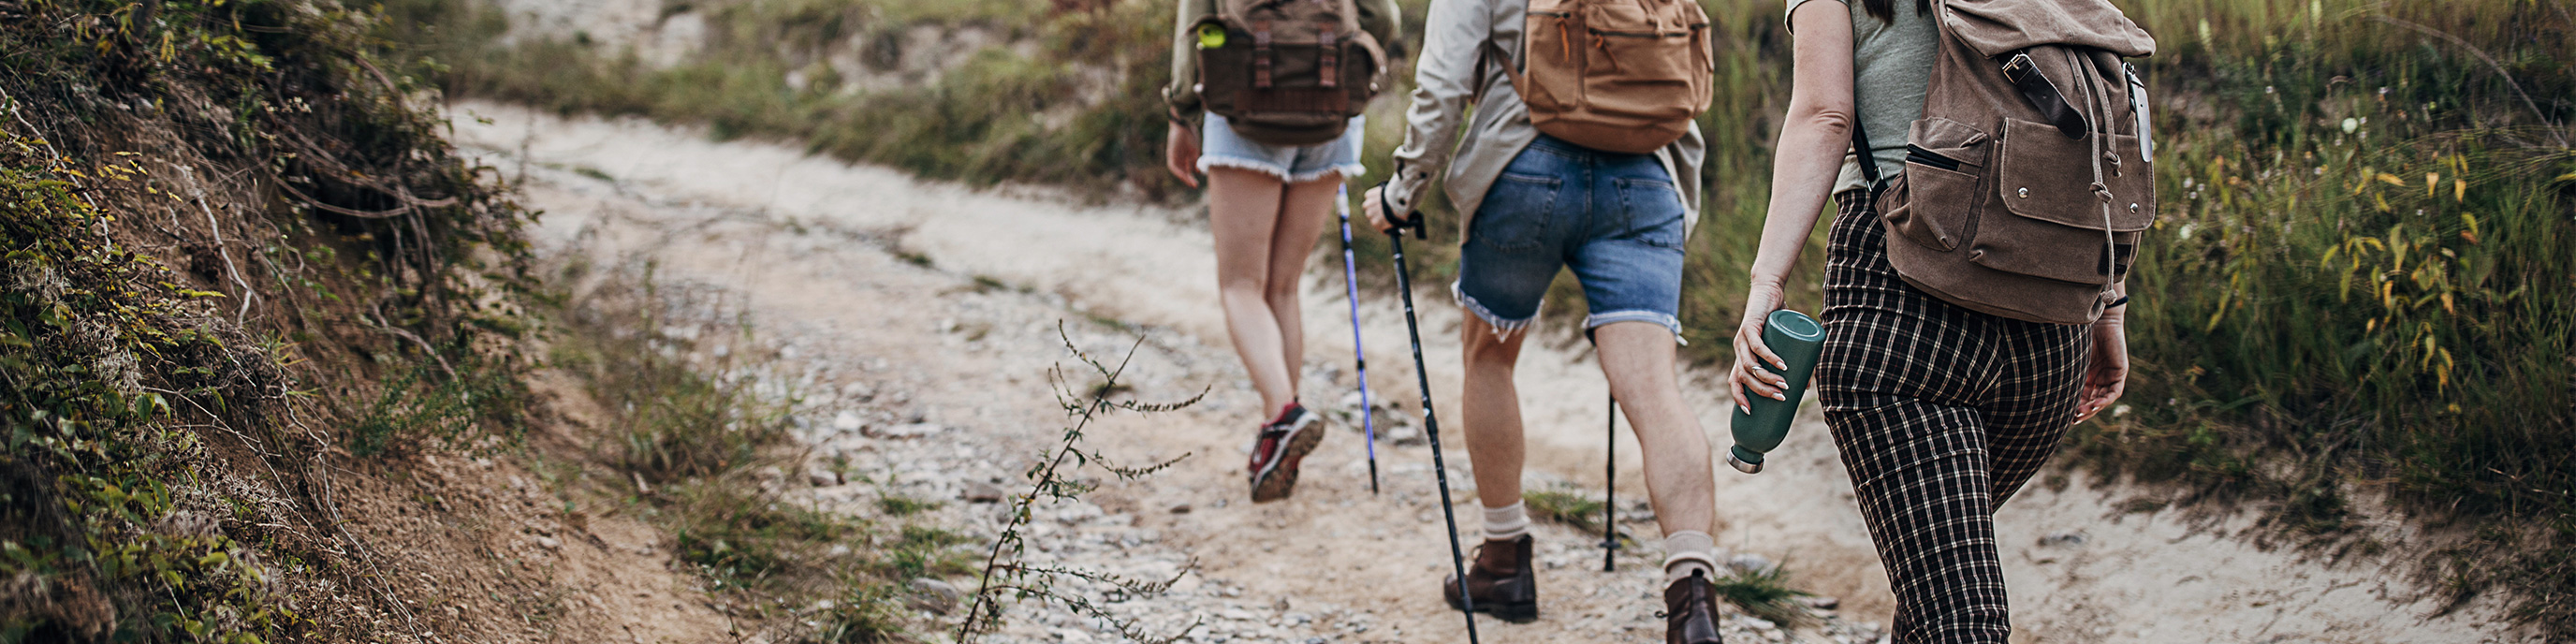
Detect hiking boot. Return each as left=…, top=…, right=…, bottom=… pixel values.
left=1442, top=534, right=1538, bottom=622
left=1663, top=569, right=1724, bottom=644
left=1247, top=402, right=1324, bottom=503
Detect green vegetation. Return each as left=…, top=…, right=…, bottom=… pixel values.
left=1709, top=562, right=1814, bottom=628
left=2, top=0, right=533, bottom=640
left=403, top=0, right=2570, bottom=632
left=0, top=141, right=291, bottom=644
left=549, top=263, right=964, bottom=642
left=1522, top=486, right=1610, bottom=533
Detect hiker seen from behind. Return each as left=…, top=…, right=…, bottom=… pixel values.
left=1164, top=0, right=1400, bottom=503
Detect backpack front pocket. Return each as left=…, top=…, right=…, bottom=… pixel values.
left=1969, top=118, right=2157, bottom=285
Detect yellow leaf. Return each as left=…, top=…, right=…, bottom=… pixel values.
left=2453, top=179, right=2466, bottom=202
left=2377, top=172, right=2405, bottom=187
left=2441, top=292, right=2454, bottom=315
left=2425, top=172, right=2439, bottom=198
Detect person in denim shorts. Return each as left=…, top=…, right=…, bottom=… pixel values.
left=1163, top=0, right=1398, bottom=504
left=1358, top=0, right=1731, bottom=637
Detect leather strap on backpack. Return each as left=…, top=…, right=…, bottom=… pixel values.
left=1319, top=25, right=1339, bottom=88
left=2001, top=52, right=2089, bottom=139
left=1254, top=21, right=1275, bottom=88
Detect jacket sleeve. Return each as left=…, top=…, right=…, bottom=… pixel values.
left=1383, top=0, right=1491, bottom=218
left=1164, top=0, right=1216, bottom=122
left=1360, top=0, right=1403, bottom=59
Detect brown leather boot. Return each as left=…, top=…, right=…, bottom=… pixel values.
left=1663, top=569, right=1723, bottom=644
left=1441, top=534, right=1538, bottom=622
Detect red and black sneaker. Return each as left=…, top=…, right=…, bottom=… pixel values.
left=1247, top=402, right=1325, bottom=503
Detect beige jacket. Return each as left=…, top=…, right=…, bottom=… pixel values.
left=1383, top=0, right=1705, bottom=239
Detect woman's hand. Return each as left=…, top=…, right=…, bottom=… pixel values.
left=1164, top=124, right=1201, bottom=188
left=1728, top=281, right=1792, bottom=414
left=2072, top=310, right=2130, bottom=423
left=1360, top=184, right=1399, bottom=233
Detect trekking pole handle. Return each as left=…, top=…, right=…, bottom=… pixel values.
left=1375, top=183, right=1427, bottom=240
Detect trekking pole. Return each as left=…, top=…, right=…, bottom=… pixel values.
left=1335, top=185, right=1381, bottom=494
left=1384, top=210, right=1481, bottom=644
left=1603, top=392, right=1618, bottom=572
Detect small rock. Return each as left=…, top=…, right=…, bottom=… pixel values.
left=1056, top=630, right=1092, bottom=643
left=832, top=410, right=865, bottom=432
left=1799, top=595, right=1840, bottom=610
left=2038, top=531, right=2087, bottom=548
left=876, top=422, right=942, bottom=438
left=907, top=578, right=960, bottom=615
left=807, top=466, right=840, bottom=488
left=1169, top=503, right=1193, bottom=514
left=963, top=481, right=1008, bottom=504
left=534, top=535, right=561, bottom=550
left=1728, top=553, right=1774, bottom=575
left=1273, top=597, right=1292, bottom=612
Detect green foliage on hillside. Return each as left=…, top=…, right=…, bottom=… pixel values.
left=1, top=0, right=531, bottom=640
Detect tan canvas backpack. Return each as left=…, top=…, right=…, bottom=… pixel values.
left=1193, top=0, right=1387, bottom=145
left=1866, top=0, right=2159, bottom=324
left=1490, top=0, right=1716, bottom=154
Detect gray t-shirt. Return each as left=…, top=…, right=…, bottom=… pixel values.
left=1787, top=0, right=1939, bottom=195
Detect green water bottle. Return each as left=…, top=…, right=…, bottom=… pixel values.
left=1725, top=309, right=1825, bottom=475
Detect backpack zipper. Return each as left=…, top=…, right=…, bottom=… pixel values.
left=1905, top=144, right=1962, bottom=172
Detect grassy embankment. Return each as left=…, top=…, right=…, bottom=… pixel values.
left=401, top=0, right=2570, bottom=634
left=0, top=0, right=531, bottom=640
left=0, top=1, right=972, bottom=641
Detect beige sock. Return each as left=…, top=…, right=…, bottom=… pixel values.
left=1482, top=502, right=1531, bottom=541
left=1662, top=530, right=1718, bottom=583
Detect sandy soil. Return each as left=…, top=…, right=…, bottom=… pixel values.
left=449, top=100, right=2537, bottom=643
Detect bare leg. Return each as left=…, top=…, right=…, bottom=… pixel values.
left=1264, top=173, right=1343, bottom=402
left=1459, top=315, right=1530, bottom=510
left=1208, top=168, right=1296, bottom=414
left=1594, top=321, right=1718, bottom=538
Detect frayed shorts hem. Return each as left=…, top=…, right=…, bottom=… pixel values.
left=1452, top=281, right=1536, bottom=340
left=1584, top=310, right=1686, bottom=344
left=1196, top=157, right=1364, bottom=183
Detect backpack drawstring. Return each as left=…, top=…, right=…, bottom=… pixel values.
left=2071, top=49, right=2119, bottom=295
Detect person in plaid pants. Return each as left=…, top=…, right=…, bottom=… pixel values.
left=1729, top=0, right=2132, bottom=641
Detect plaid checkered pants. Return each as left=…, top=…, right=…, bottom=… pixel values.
left=1817, top=192, right=2092, bottom=644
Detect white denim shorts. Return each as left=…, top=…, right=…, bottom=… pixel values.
left=1198, top=114, right=1368, bottom=183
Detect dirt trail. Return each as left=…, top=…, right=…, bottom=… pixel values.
left=451, top=102, right=2529, bottom=643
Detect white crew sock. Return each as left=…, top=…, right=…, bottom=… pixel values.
left=1482, top=502, right=1531, bottom=541
left=1662, top=530, right=1718, bottom=583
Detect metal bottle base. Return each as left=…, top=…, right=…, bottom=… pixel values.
left=1725, top=450, right=1764, bottom=475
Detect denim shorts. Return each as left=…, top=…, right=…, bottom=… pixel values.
left=1453, top=135, right=1689, bottom=341
left=1198, top=114, right=1368, bottom=183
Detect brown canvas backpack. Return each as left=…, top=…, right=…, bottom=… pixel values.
left=1866, top=0, right=2159, bottom=325
left=1193, top=0, right=1387, bottom=145
left=1490, top=0, right=1716, bottom=154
